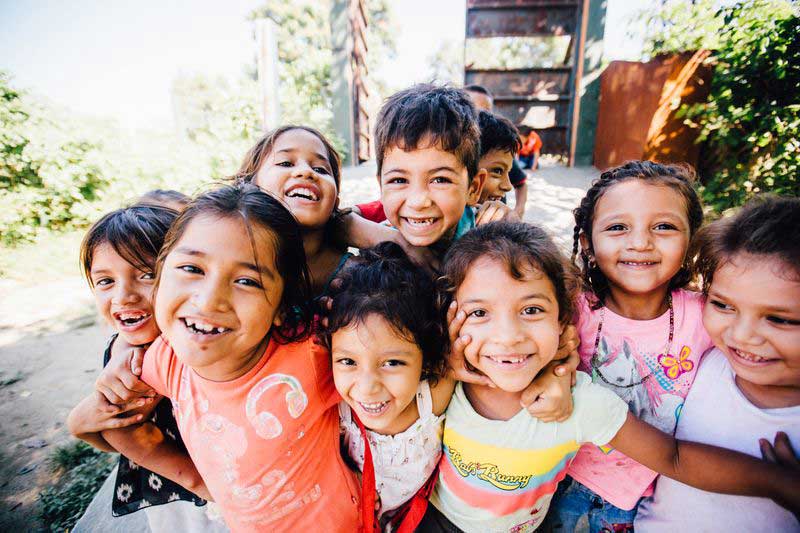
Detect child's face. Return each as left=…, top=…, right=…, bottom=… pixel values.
left=155, top=214, right=284, bottom=379
left=332, top=314, right=424, bottom=435
left=254, top=129, right=338, bottom=230
left=90, top=243, right=160, bottom=346
left=456, top=257, right=561, bottom=392
left=478, top=149, right=514, bottom=203
left=585, top=180, right=690, bottom=298
left=704, top=254, right=800, bottom=389
left=380, top=139, right=480, bottom=247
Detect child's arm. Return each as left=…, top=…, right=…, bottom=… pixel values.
left=102, top=424, right=212, bottom=501
left=475, top=201, right=520, bottom=225
left=519, top=324, right=579, bottom=422
left=96, top=343, right=154, bottom=404
left=338, top=211, right=438, bottom=269
left=611, top=413, right=800, bottom=513
left=429, top=376, right=457, bottom=416
left=67, top=391, right=155, bottom=452
left=513, top=183, right=528, bottom=218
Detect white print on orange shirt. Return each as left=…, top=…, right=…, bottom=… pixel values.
left=246, top=373, right=308, bottom=439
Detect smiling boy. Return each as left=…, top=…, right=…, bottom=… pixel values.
left=374, top=84, right=486, bottom=249
left=476, top=110, right=523, bottom=204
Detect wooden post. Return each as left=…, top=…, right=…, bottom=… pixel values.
left=256, top=18, right=281, bottom=131
left=331, top=0, right=356, bottom=165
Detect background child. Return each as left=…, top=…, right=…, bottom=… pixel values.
left=548, top=160, right=713, bottom=531
left=517, top=124, right=542, bottom=171
left=232, top=125, right=350, bottom=297
left=136, top=188, right=191, bottom=211
left=321, top=242, right=453, bottom=529
left=67, top=201, right=218, bottom=531
left=476, top=110, right=522, bottom=204
left=101, top=184, right=360, bottom=532
left=464, top=84, right=528, bottom=218
left=635, top=195, right=800, bottom=532
left=422, top=221, right=799, bottom=532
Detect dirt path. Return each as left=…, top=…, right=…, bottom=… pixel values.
left=0, top=163, right=597, bottom=529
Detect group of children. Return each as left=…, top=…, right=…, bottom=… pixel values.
left=66, top=83, right=800, bottom=532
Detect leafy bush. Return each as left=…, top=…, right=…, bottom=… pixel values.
left=38, top=441, right=116, bottom=532
left=642, top=1, right=799, bottom=212
left=0, top=73, right=111, bottom=245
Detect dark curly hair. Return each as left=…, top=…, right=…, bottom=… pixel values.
left=441, top=222, right=579, bottom=327
left=374, top=83, right=481, bottom=181
left=572, top=160, right=704, bottom=307
left=155, top=183, right=312, bottom=344
left=478, top=110, right=522, bottom=157
left=693, top=195, right=800, bottom=292
left=319, top=242, right=447, bottom=381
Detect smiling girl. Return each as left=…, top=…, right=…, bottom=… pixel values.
left=100, top=184, right=361, bottom=532
left=548, top=161, right=714, bottom=531
left=321, top=242, right=452, bottom=530
left=635, top=195, right=800, bottom=531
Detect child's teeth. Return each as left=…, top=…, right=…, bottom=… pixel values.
left=359, top=401, right=388, bottom=413
left=184, top=318, right=228, bottom=334
left=287, top=187, right=319, bottom=201
left=735, top=349, right=767, bottom=362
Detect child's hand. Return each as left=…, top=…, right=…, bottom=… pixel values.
left=760, top=432, right=799, bottom=469
left=68, top=392, right=153, bottom=436
left=475, top=201, right=520, bottom=225
left=761, top=432, right=800, bottom=516
left=96, top=341, right=155, bottom=404
left=393, top=234, right=440, bottom=272
left=445, top=301, right=495, bottom=387
left=520, top=325, right=580, bottom=421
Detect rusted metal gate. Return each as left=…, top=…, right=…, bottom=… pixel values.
left=464, top=0, right=583, bottom=162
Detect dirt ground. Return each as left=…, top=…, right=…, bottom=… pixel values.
left=0, top=164, right=597, bottom=529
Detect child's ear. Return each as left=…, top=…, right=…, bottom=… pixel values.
left=468, top=169, right=487, bottom=206
left=273, top=310, right=284, bottom=328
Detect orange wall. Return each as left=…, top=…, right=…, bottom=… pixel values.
left=593, top=51, right=712, bottom=171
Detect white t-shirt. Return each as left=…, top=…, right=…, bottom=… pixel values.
left=430, top=372, right=628, bottom=533
left=635, top=349, right=800, bottom=532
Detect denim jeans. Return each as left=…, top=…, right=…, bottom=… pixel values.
left=547, top=476, right=639, bottom=533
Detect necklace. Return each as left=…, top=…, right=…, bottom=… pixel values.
left=590, top=294, right=674, bottom=389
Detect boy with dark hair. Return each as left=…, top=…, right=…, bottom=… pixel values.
left=373, top=83, right=487, bottom=247
left=350, top=84, right=494, bottom=249
left=477, top=110, right=523, bottom=204
left=463, top=84, right=529, bottom=217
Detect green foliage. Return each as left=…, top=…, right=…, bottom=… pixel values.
left=38, top=441, right=116, bottom=532
left=1, top=72, right=111, bottom=245
left=171, top=73, right=263, bottom=180
left=645, top=1, right=799, bottom=212
left=0, top=72, right=211, bottom=247
left=1, top=3, right=397, bottom=247
left=248, top=0, right=396, bottom=158
left=638, top=0, right=725, bottom=58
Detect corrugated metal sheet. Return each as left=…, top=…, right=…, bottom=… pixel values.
left=465, top=1, right=583, bottom=159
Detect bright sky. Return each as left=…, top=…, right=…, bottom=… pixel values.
left=0, top=0, right=646, bottom=130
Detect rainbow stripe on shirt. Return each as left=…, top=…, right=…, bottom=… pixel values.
left=438, top=426, right=579, bottom=517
